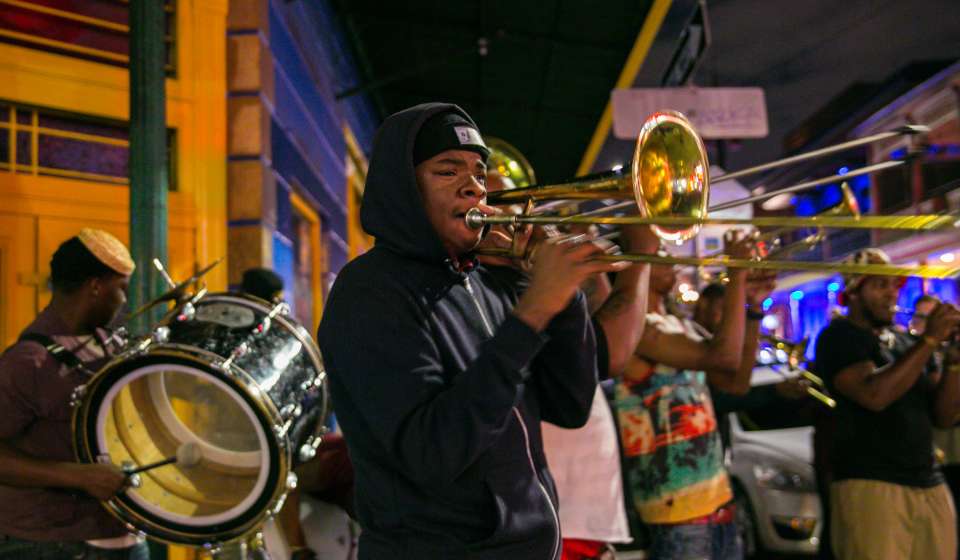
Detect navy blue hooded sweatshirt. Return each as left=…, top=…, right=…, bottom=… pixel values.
left=317, top=103, right=598, bottom=559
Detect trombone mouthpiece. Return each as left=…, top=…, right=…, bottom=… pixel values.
left=465, top=208, right=489, bottom=229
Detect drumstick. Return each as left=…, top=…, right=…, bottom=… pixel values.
left=125, top=443, right=202, bottom=475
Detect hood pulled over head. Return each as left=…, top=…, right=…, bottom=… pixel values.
left=361, top=103, right=491, bottom=262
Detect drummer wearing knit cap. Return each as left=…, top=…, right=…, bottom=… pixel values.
left=0, top=230, right=147, bottom=558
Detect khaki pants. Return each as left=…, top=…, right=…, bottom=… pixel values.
left=831, top=478, right=956, bottom=560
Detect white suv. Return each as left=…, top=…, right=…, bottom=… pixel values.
left=727, top=369, right=823, bottom=558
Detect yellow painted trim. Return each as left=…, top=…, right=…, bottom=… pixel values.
left=576, top=0, right=672, bottom=176
left=343, top=123, right=368, bottom=191
left=34, top=126, right=130, bottom=147
left=0, top=0, right=129, bottom=33
left=0, top=43, right=193, bottom=119
left=11, top=163, right=127, bottom=184
left=0, top=29, right=129, bottom=63
left=290, top=192, right=324, bottom=322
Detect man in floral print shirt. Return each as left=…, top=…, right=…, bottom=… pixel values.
left=615, top=235, right=775, bottom=560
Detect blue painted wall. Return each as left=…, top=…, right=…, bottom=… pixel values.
left=267, top=0, right=378, bottom=277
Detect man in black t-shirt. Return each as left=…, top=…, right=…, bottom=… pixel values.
left=814, top=249, right=960, bottom=560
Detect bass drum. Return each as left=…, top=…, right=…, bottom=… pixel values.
left=73, top=293, right=328, bottom=547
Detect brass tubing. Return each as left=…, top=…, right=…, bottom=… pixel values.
left=710, top=125, right=927, bottom=185
left=467, top=209, right=960, bottom=232
left=709, top=160, right=903, bottom=212
left=475, top=248, right=960, bottom=279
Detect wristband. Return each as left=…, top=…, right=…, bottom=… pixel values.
left=746, top=308, right=765, bottom=321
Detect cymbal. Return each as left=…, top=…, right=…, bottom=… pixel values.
left=127, top=258, right=223, bottom=321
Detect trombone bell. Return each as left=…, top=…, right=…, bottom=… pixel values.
left=633, top=111, right=709, bottom=243
left=485, top=111, right=710, bottom=243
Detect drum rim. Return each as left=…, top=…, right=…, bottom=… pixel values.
left=199, top=293, right=325, bottom=378
left=96, top=362, right=270, bottom=526
left=73, top=347, right=289, bottom=546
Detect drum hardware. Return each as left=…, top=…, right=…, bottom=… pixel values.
left=128, top=258, right=222, bottom=321
left=296, top=373, right=330, bottom=462
left=255, top=302, right=291, bottom=337
left=111, top=327, right=130, bottom=348
left=280, top=403, right=302, bottom=420
left=151, top=326, right=170, bottom=344
left=298, top=428, right=330, bottom=463
left=221, top=302, right=289, bottom=371
left=69, top=384, right=87, bottom=407
left=74, top=288, right=329, bottom=547
left=153, top=258, right=178, bottom=290
left=175, top=302, right=196, bottom=322
left=299, top=373, right=325, bottom=393
left=246, top=531, right=268, bottom=560
left=128, top=336, right=154, bottom=356
left=221, top=342, right=251, bottom=370
left=120, top=461, right=142, bottom=489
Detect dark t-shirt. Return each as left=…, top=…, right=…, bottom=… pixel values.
left=815, top=317, right=942, bottom=488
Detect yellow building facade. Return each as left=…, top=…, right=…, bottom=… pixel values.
left=0, top=0, right=229, bottom=349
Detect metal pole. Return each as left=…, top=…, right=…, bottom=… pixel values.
left=129, top=0, right=168, bottom=335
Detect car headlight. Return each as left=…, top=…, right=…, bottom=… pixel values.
left=753, top=462, right=815, bottom=493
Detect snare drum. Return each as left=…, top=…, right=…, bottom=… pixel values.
left=72, top=293, right=328, bottom=547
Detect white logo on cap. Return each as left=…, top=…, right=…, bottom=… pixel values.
left=454, top=126, right=485, bottom=147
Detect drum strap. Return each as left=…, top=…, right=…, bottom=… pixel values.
left=17, top=332, right=88, bottom=373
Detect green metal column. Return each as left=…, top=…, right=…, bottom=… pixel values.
left=129, top=0, right=168, bottom=334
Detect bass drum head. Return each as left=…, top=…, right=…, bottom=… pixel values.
left=74, top=349, right=285, bottom=546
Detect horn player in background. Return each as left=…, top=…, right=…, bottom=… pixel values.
left=813, top=248, right=960, bottom=560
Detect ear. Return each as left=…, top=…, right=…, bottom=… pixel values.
left=87, top=275, right=103, bottom=296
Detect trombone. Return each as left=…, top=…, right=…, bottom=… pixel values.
left=469, top=111, right=960, bottom=279
left=759, top=335, right=836, bottom=408
left=754, top=181, right=860, bottom=260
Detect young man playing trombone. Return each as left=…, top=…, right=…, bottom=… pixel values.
left=480, top=168, right=662, bottom=560
left=318, top=103, right=629, bottom=559
left=814, top=248, right=960, bottom=560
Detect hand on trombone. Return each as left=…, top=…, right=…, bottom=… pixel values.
left=512, top=232, right=630, bottom=332
left=721, top=229, right=763, bottom=264
left=925, top=302, right=960, bottom=346
left=925, top=303, right=960, bottom=369
left=474, top=203, right=628, bottom=271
